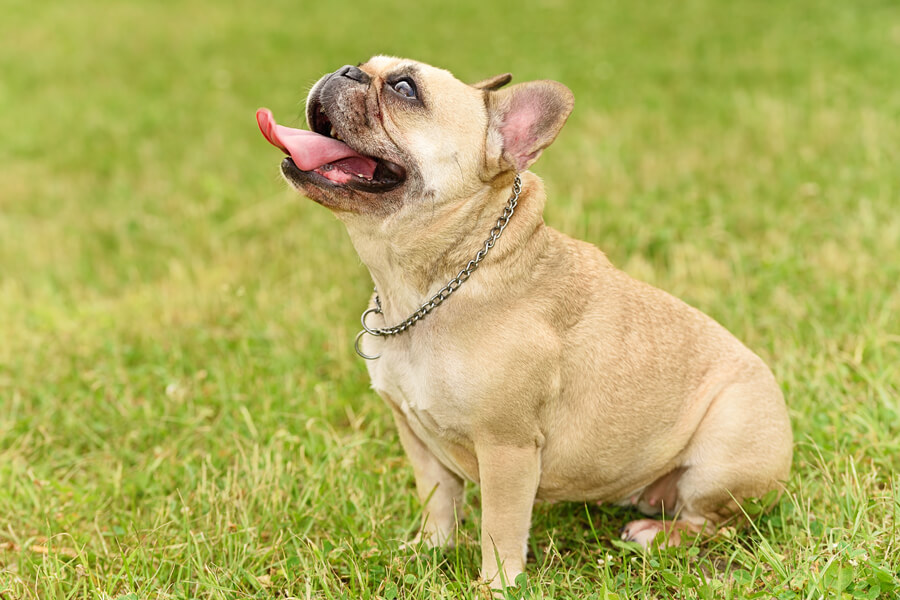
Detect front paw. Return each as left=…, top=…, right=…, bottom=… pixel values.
left=480, top=567, right=525, bottom=599
left=400, top=527, right=456, bottom=551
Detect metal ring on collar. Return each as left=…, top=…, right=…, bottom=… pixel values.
left=354, top=329, right=382, bottom=360
left=360, top=307, right=384, bottom=336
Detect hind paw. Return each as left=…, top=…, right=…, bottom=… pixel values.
left=621, top=518, right=703, bottom=548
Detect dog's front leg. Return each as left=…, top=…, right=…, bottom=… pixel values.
left=390, top=407, right=464, bottom=548
left=476, top=442, right=541, bottom=589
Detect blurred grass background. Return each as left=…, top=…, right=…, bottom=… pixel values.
left=1, top=0, right=899, bottom=598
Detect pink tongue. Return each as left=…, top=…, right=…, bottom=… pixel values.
left=256, top=108, right=376, bottom=179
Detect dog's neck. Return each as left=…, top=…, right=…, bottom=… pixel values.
left=338, top=172, right=547, bottom=325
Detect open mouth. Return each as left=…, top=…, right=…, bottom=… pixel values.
left=256, top=106, right=405, bottom=192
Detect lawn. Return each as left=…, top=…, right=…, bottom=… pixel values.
left=1, top=0, right=899, bottom=598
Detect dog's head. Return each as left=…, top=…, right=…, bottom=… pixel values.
left=258, top=56, right=573, bottom=215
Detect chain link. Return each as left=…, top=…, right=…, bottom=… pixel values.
left=355, top=174, right=522, bottom=359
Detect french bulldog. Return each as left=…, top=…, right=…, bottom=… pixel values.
left=256, top=56, right=792, bottom=589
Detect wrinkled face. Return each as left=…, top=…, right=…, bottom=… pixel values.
left=258, top=56, right=574, bottom=217
left=283, top=57, right=490, bottom=214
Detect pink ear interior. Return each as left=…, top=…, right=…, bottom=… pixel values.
left=491, top=81, right=573, bottom=172
left=499, top=96, right=543, bottom=171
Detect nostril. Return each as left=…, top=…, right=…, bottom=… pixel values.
left=338, top=65, right=370, bottom=84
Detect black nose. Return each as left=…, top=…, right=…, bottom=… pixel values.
left=337, top=65, right=370, bottom=84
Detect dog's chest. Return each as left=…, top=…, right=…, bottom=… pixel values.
left=367, top=353, right=479, bottom=480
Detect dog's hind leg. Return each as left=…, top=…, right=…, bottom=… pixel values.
left=622, top=369, right=792, bottom=547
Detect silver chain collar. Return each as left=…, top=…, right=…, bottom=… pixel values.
left=354, top=174, right=523, bottom=360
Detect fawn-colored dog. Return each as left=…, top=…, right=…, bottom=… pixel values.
left=257, top=56, right=792, bottom=588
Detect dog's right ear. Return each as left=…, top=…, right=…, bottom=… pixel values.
left=472, top=73, right=512, bottom=91
left=484, top=80, right=574, bottom=173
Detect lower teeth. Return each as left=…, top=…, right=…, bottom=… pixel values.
left=321, top=164, right=333, bottom=171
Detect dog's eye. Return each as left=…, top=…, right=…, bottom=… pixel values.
left=392, top=78, right=417, bottom=99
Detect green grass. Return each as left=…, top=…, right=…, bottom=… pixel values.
left=1, top=0, right=899, bottom=597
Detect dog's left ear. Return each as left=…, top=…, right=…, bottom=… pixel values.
left=485, top=80, right=574, bottom=173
